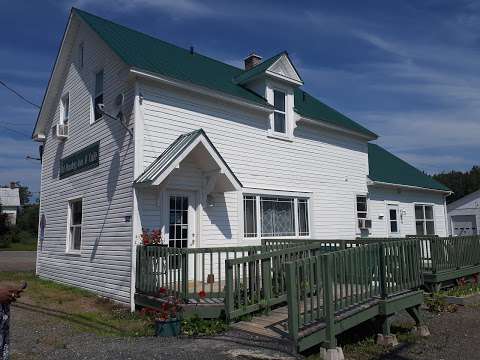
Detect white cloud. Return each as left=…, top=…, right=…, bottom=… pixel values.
left=73, top=0, right=215, bottom=18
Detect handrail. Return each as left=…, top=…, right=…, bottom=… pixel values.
left=224, top=243, right=327, bottom=320
left=285, top=239, right=423, bottom=345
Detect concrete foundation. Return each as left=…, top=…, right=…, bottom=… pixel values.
left=320, top=347, right=344, bottom=360
left=411, top=325, right=431, bottom=337
left=376, top=334, right=399, bottom=347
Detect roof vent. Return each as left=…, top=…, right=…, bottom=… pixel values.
left=244, top=53, right=262, bottom=70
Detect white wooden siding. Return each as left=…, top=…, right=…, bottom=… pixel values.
left=36, top=20, right=135, bottom=304
left=368, top=186, right=448, bottom=238
left=139, top=80, right=370, bottom=242
left=137, top=160, right=239, bottom=247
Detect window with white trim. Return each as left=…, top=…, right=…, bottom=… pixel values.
left=93, top=69, right=104, bottom=121
left=243, top=195, right=309, bottom=237
left=67, top=198, right=83, bottom=252
left=356, top=195, right=367, bottom=220
left=273, top=90, right=286, bottom=134
left=243, top=195, right=257, bottom=238
left=415, top=204, right=435, bottom=235
left=60, top=93, right=69, bottom=126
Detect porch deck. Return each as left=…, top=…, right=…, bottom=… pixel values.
left=135, top=238, right=435, bottom=351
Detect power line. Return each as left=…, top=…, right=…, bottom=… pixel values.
left=0, top=79, right=41, bottom=109
left=0, top=123, right=30, bottom=138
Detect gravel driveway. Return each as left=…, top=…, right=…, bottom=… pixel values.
left=0, top=251, right=36, bottom=271
left=8, top=302, right=480, bottom=360
left=9, top=302, right=298, bottom=360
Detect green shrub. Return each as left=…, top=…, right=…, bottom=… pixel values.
left=181, top=315, right=229, bottom=336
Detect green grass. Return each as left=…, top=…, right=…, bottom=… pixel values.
left=444, top=283, right=480, bottom=297
left=0, top=242, right=37, bottom=251
left=0, top=272, right=154, bottom=337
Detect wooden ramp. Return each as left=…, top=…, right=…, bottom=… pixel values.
left=232, top=305, right=290, bottom=339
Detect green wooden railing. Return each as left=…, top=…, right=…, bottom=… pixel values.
left=428, top=236, right=480, bottom=273
left=135, top=242, right=300, bottom=300
left=285, top=240, right=423, bottom=344
left=224, top=243, right=325, bottom=319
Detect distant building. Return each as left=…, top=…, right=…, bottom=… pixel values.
left=448, top=189, right=480, bottom=236
left=0, top=183, right=21, bottom=225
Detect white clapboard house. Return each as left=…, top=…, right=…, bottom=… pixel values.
left=32, top=8, right=451, bottom=306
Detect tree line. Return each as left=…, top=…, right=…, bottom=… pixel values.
left=433, top=166, right=480, bottom=204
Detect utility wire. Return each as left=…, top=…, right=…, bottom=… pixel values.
left=0, top=123, right=30, bottom=138
left=0, top=79, right=41, bottom=109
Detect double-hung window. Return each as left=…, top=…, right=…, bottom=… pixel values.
left=67, top=198, right=83, bottom=253
left=415, top=204, right=435, bottom=235
left=243, top=195, right=257, bottom=238
left=356, top=195, right=367, bottom=220
left=93, top=70, right=104, bottom=121
left=60, top=93, right=69, bottom=126
left=243, top=195, right=309, bottom=238
left=273, top=90, right=286, bottom=134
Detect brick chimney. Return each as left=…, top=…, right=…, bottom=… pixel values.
left=244, top=53, right=262, bottom=70
left=10, top=182, right=16, bottom=189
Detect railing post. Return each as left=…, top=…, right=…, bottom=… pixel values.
left=322, top=253, right=336, bottom=349
left=286, top=261, right=299, bottom=345
left=430, top=238, right=437, bottom=274
left=379, top=243, right=388, bottom=299
left=181, top=251, right=189, bottom=299
left=225, top=260, right=234, bottom=322
left=261, top=257, right=272, bottom=313
left=136, top=245, right=142, bottom=293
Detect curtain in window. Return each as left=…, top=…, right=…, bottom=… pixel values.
left=261, top=197, right=295, bottom=237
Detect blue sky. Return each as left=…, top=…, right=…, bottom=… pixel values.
left=1, top=0, right=479, bottom=198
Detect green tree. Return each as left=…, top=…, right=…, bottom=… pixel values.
left=433, top=165, right=480, bottom=204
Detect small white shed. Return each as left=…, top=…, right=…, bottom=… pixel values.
left=0, top=187, right=21, bottom=225
left=448, top=189, right=480, bottom=236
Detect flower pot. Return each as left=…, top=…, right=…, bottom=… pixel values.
left=155, top=318, right=181, bottom=337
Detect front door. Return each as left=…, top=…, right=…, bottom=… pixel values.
left=167, top=192, right=196, bottom=248
left=387, top=204, right=400, bottom=237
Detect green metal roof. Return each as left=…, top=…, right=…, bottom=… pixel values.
left=233, top=52, right=285, bottom=84
left=73, top=8, right=376, bottom=138
left=135, top=129, right=242, bottom=187
left=368, top=143, right=450, bottom=192
left=295, top=90, right=377, bottom=138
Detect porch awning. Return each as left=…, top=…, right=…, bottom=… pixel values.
left=134, top=129, right=242, bottom=191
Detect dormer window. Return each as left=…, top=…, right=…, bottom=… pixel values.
left=273, top=90, right=286, bottom=134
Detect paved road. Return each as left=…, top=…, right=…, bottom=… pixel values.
left=0, top=251, right=36, bottom=271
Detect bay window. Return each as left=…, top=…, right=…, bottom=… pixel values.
left=243, top=195, right=309, bottom=238
left=415, top=204, right=435, bottom=235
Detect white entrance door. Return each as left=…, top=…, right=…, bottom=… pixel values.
left=166, top=191, right=196, bottom=248
left=387, top=204, right=400, bottom=237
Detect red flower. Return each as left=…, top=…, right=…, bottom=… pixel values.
left=158, top=287, right=167, bottom=295
left=198, top=290, right=206, bottom=299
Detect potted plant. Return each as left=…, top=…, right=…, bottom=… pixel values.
left=140, top=228, right=166, bottom=246
left=153, top=290, right=183, bottom=337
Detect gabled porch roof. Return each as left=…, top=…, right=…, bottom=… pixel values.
left=134, top=129, right=242, bottom=191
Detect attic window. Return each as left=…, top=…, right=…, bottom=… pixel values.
left=60, top=93, right=69, bottom=126
left=273, top=90, right=286, bottom=134
left=93, top=70, right=104, bottom=121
